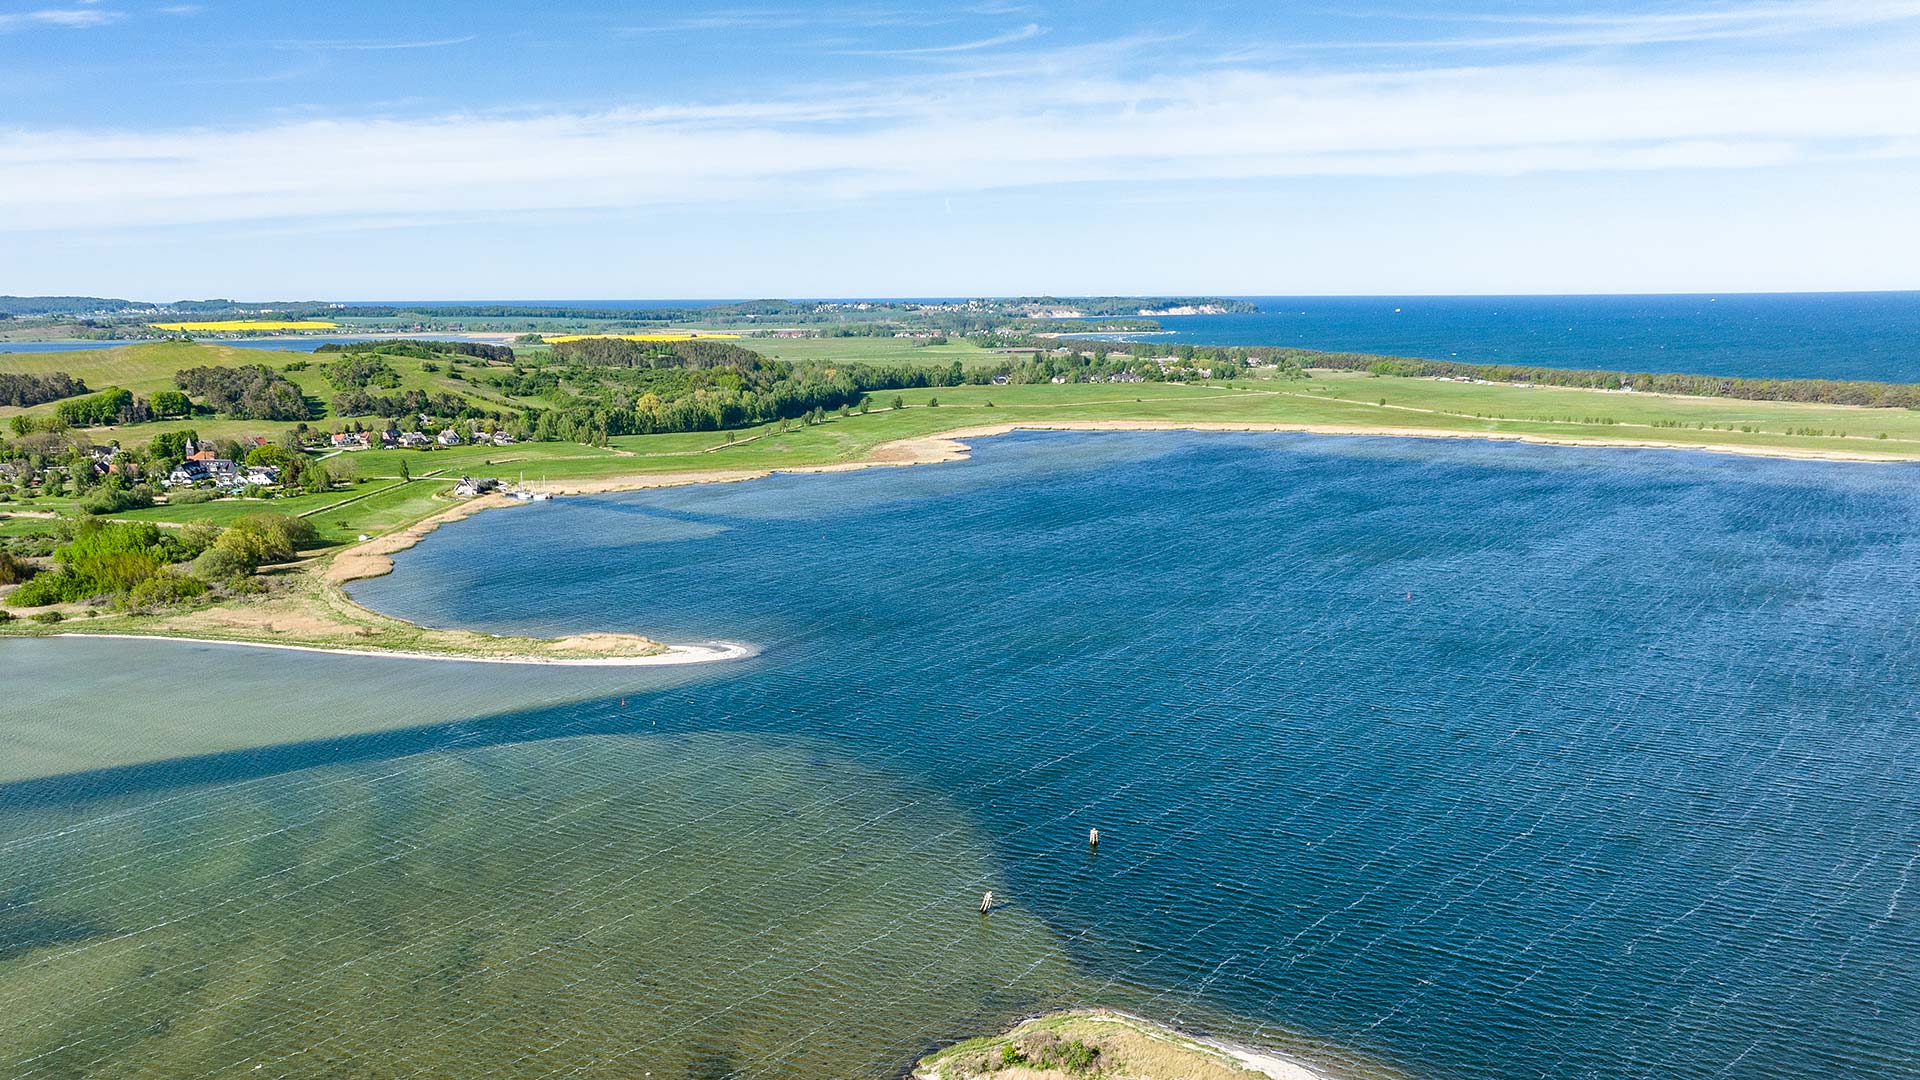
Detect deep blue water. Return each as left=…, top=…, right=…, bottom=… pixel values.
left=1072, top=293, right=1920, bottom=383
left=336, top=432, right=1920, bottom=1080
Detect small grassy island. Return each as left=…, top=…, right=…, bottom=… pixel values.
left=916, top=1011, right=1325, bottom=1080
left=9, top=308, right=1920, bottom=663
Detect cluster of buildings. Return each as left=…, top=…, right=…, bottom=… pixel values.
left=328, top=424, right=517, bottom=452
left=164, top=438, right=279, bottom=490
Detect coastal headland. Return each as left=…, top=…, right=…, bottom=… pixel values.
left=913, top=1010, right=1335, bottom=1080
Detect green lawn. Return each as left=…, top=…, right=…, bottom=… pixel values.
left=0, top=514, right=60, bottom=538
left=114, top=479, right=458, bottom=545
left=56, top=370, right=1920, bottom=542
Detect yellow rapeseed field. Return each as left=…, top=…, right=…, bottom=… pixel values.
left=543, top=332, right=741, bottom=343
left=150, top=320, right=339, bottom=331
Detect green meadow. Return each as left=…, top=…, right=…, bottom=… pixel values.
left=12, top=341, right=1920, bottom=546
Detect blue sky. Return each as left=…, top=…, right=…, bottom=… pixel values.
left=2, top=0, right=1917, bottom=298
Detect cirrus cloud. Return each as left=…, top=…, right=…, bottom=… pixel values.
left=0, top=50, right=1916, bottom=232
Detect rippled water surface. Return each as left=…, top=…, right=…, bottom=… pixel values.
left=8, top=433, right=1920, bottom=1079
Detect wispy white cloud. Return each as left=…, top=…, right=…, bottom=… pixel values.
left=269, top=34, right=477, bottom=51
left=851, top=21, right=1043, bottom=54
left=1341, top=0, right=1920, bottom=50
left=3, top=49, right=1916, bottom=234
left=0, top=5, right=122, bottom=30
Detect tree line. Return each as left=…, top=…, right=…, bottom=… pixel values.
left=0, top=372, right=89, bottom=407
left=315, top=339, right=514, bottom=363
left=173, top=365, right=314, bottom=421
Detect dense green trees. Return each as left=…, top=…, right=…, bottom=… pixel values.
left=331, top=386, right=497, bottom=419
left=54, top=388, right=134, bottom=426
left=174, top=365, right=313, bottom=420
left=322, top=356, right=402, bottom=391
left=315, top=339, right=513, bottom=362
left=149, top=389, right=191, bottom=417
left=0, top=372, right=88, bottom=408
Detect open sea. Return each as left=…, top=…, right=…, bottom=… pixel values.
left=6, top=292, right=1919, bottom=382
left=3, top=432, right=1917, bottom=1079
left=1069, top=292, right=1920, bottom=383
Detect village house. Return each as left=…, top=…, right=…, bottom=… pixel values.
left=398, top=431, right=433, bottom=449
left=330, top=431, right=370, bottom=451
left=243, top=464, right=281, bottom=487
left=452, top=476, right=499, bottom=497
left=167, top=458, right=239, bottom=488
left=491, top=431, right=515, bottom=446
left=437, top=427, right=463, bottom=447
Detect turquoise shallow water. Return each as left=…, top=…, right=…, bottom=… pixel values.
left=7, top=432, right=1920, bottom=1078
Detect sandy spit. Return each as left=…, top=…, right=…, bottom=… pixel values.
left=488, top=421, right=1919, bottom=513
left=52, top=633, right=756, bottom=667
left=867, top=421, right=1920, bottom=465
left=326, top=492, right=517, bottom=585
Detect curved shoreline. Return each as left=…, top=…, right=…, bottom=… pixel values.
left=49, top=633, right=755, bottom=666
left=914, top=1008, right=1341, bottom=1080
left=510, top=421, right=1918, bottom=505
left=17, top=419, right=1910, bottom=668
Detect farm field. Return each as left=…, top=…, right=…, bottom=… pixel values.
left=149, top=320, right=338, bottom=331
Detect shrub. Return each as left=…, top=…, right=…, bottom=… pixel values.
left=121, top=570, right=208, bottom=612
left=0, top=609, right=12, bottom=623
left=80, top=485, right=156, bottom=515
left=178, top=521, right=223, bottom=558
left=0, top=551, right=35, bottom=585
left=190, top=513, right=315, bottom=581
left=7, top=519, right=168, bottom=606
left=29, top=609, right=63, bottom=624
left=191, top=541, right=254, bottom=582
left=168, top=488, right=217, bottom=504
left=1059, top=1040, right=1099, bottom=1073
left=231, top=512, right=317, bottom=558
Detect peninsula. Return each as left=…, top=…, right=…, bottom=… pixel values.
left=914, top=1011, right=1335, bottom=1080
left=7, top=329, right=1920, bottom=662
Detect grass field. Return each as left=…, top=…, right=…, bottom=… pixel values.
left=0, top=341, right=523, bottom=433
left=15, top=341, right=1920, bottom=544
left=102, top=373, right=1920, bottom=541
left=738, top=336, right=1013, bottom=367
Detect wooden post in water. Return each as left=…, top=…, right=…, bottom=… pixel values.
left=980, top=890, right=994, bottom=914
left=1089, top=827, right=1100, bottom=848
